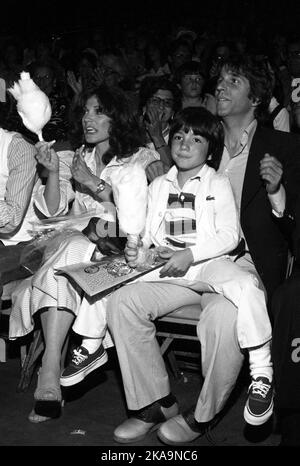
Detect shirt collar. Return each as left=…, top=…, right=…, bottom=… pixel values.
left=224, top=119, right=257, bottom=157
left=166, top=163, right=209, bottom=183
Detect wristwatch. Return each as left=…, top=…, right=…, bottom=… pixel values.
left=94, top=179, right=106, bottom=195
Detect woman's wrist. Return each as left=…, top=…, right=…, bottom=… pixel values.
left=90, top=178, right=106, bottom=196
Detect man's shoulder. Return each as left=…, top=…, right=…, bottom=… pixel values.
left=10, top=132, right=37, bottom=152
left=255, top=126, right=300, bottom=145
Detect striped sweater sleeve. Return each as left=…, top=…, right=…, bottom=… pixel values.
left=0, top=134, right=37, bottom=236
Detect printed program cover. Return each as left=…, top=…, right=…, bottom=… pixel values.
left=55, top=254, right=163, bottom=297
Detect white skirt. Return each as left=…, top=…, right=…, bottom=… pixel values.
left=9, top=231, right=113, bottom=347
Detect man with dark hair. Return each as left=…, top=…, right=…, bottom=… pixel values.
left=216, top=54, right=299, bottom=298
left=213, top=53, right=300, bottom=435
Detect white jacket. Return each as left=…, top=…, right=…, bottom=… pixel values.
left=142, top=164, right=240, bottom=263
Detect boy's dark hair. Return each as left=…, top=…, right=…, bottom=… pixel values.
left=175, top=60, right=207, bottom=84
left=169, top=107, right=224, bottom=171
left=70, top=85, right=145, bottom=163
left=219, top=53, right=273, bottom=121
left=138, top=76, right=182, bottom=114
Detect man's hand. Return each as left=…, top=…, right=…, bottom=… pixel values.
left=260, top=153, right=283, bottom=194
left=159, top=248, right=194, bottom=278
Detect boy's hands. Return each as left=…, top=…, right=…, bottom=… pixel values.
left=125, top=237, right=143, bottom=268
left=159, top=248, right=194, bottom=278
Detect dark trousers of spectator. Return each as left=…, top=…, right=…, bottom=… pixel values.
left=271, top=265, right=300, bottom=445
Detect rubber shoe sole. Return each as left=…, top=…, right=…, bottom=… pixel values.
left=243, top=398, right=274, bottom=426
left=60, top=350, right=108, bottom=387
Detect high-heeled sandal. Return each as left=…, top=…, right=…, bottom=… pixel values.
left=28, top=385, right=63, bottom=423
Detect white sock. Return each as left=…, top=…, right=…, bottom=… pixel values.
left=248, top=341, right=273, bottom=382
left=81, top=337, right=102, bottom=355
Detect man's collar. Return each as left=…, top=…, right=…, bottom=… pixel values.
left=223, top=119, right=257, bottom=156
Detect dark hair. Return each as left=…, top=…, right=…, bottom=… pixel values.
left=29, top=61, right=55, bottom=78
left=169, top=38, right=193, bottom=58
left=138, top=76, right=182, bottom=114
left=169, top=107, right=224, bottom=170
left=219, top=54, right=273, bottom=121
left=175, top=60, right=207, bottom=83
left=71, top=85, right=145, bottom=164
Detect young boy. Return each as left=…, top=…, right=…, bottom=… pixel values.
left=61, top=107, right=273, bottom=430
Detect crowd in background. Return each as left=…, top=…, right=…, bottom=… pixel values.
left=0, top=22, right=300, bottom=147
left=2, top=17, right=300, bottom=447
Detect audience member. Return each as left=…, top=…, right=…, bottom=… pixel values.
left=138, top=76, right=181, bottom=179
left=105, top=53, right=300, bottom=445
left=176, top=61, right=206, bottom=109
left=216, top=54, right=300, bottom=299
left=106, top=106, right=275, bottom=445
left=9, top=85, right=159, bottom=424
left=168, top=39, right=193, bottom=79
left=0, top=127, right=41, bottom=298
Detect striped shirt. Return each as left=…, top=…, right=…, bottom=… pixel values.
left=164, top=191, right=197, bottom=248
left=0, top=134, right=37, bottom=236
left=163, top=168, right=201, bottom=250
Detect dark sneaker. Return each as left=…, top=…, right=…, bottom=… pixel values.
left=60, top=345, right=108, bottom=387
left=244, top=376, right=274, bottom=426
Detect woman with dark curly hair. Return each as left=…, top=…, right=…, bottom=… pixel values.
left=10, top=84, right=160, bottom=424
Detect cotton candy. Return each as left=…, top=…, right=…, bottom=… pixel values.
left=8, top=71, right=52, bottom=141
left=110, top=162, right=148, bottom=239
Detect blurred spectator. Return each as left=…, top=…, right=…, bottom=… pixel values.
left=138, top=76, right=181, bottom=178
left=176, top=61, right=206, bottom=109
left=168, top=39, right=193, bottom=78
left=144, top=40, right=171, bottom=78
left=208, top=40, right=232, bottom=78
left=30, top=62, right=70, bottom=144
left=287, top=38, right=300, bottom=132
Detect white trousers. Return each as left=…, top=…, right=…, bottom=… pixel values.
left=107, top=281, right=244, bottom=421
left=74, top=254, right=271, bottom=349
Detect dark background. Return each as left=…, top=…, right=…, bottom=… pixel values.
left=1, top=0, right=300, bottom=38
